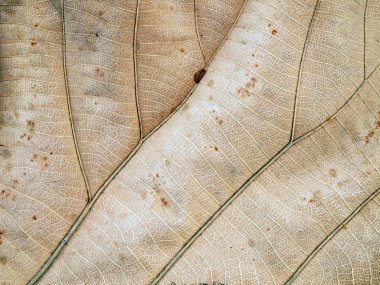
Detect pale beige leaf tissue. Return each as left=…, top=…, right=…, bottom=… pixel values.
left=0, top=0, right=379, bottom=284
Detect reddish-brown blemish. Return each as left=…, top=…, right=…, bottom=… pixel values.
left=27, top=120, right=35, bottom=128
left=329, top=168, right=337, bottom=177
left=0, top=189, right=10, bottom=199
left=33, top=154, right=38, bottom=159
left=214, top=146, right=219, bottom=151
left=95, top=68, right=104, bottom=77
left=98, top=10, right=104, bottom=16
left=215, top=117, right=223, bottom=125
left=160, top=197, right=169, bottom=207
left=34, top=23, right=39, bottom=27
left=271, top=29, right=277, bottom=35
left=245, top=77, right=256, bottom=89
left=179, top=47, right=185, bottom=53
left=31, top=39, right=37, bottom=46
left=12, top=180, right=19, bottom=188
left=32, top=215, right=37, bottom=221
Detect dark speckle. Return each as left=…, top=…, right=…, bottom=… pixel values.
left=215, top=117, right=223, bottom=125
left=31, top=39, right=37, bottom=46
left=214, top=146, right=218, bottom=151
left=0, top=256, right=6, bottom=265
left=329, top=168, right=337, bottom=177
left=194, top=68, right=206, bottom=83
left=95, top=68, right=104, bottom=77
left=95, top=32, right=99, bottom=37
left=160, top=197, right=169, bottom=207
left=27, top=120, right=35, bottom=129
left=179, top=47, right=185, bottom=53
left=271, top=29, right=278, bottom=35
left=32, top=215, right=37, bottom=221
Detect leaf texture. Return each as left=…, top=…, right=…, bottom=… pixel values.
left=0, top=0, right=379, bottom=284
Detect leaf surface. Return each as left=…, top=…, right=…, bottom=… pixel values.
left=0, top=0, right=379, bottom=284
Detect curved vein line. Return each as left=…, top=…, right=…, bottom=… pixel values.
left=285, top=186, right=380, bottom=284
left=134, top=0, right=143, bottom=138
left=150, top=64, right=379, bottom=285
left=194, top=0, right=206, bottom=64
left=290, top=0, right=320, bottom=142
left=29, top=2, right=367, bottom=284
left=61, top=0, right=90, bottom=199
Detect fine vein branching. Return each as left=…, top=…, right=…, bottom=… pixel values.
left=151, top=65, right=379, bottom=284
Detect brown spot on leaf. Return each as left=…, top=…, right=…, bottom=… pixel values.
left=11, top=180, right=19, bottom=188
left=194, top=68, right=206, bottom=83
left=34, top=23, right=39, bottom=27
left=32, top=215, right=37, bottom=221
left=179, top=47, right=185, bottom=53
left=0, top=256, right=6, bottom=265
left=215, top=117, right=223, bottom=125
left=271, top=29, right=277, bottom=35
left=31, top=39, right=37, bottom=46
left=309, top=190, right=322, bottom=205
left=27, top=120, right=35, bottom=129
left=95, top=68, right=104, bottom=77
left=1, top=189, right=10, bottom=199
left=160, top=197, right=169, bottom=207
left=245, top=77, right=257, bottom=89
left=214, top=146, right=219, bottom=151
left=329, top=168, right=337, bottom=177
left=98, top=10, right=104, bottom=16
